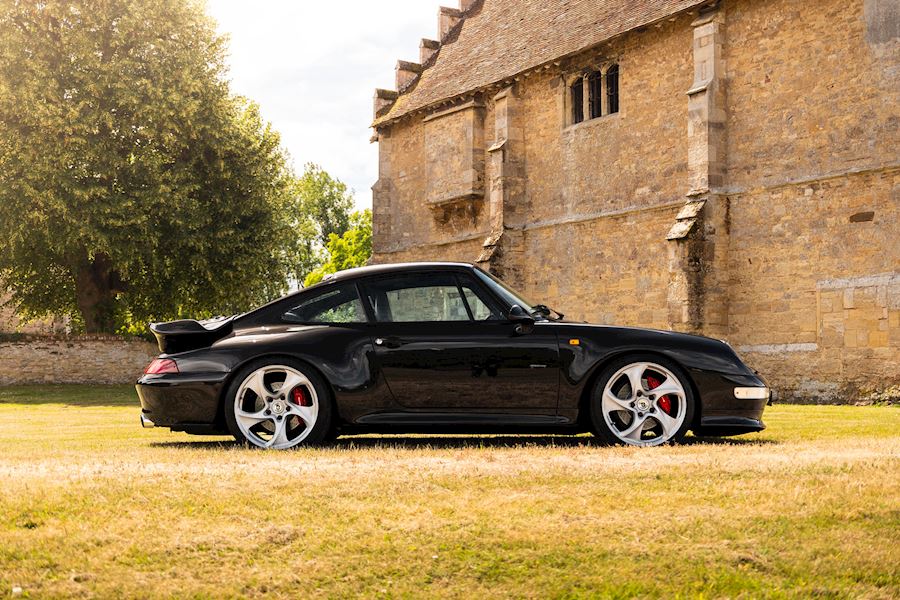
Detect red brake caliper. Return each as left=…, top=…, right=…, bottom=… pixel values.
left=290, top=386, right=311, bottom=407
left=645, top=375, right=673, bottom=415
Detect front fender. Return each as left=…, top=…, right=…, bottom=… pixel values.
left=555, top=324, right=760, bottom=415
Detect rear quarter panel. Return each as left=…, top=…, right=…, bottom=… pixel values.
left=170, top=324, right=394, bottom=424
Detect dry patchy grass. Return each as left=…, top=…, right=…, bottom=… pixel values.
left=0, top=385, right=898, bottom=598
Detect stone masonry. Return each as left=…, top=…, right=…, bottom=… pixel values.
left=0, top=335, right=157, bottom=385
left=371, top=0, right=900, bottom=402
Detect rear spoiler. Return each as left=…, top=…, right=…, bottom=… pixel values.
left=149, top=315, right=237, bottom=354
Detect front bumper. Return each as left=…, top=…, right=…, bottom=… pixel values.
left=690, top=370, right=769, bottom=436
left=695, top=415, right=766, bottom=436
left=136, top=372, right=228, bottom=433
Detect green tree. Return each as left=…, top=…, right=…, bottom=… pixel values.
left=304, top=210, right=372, bottom=287
left=295, top=163, right=354, bottom=246
left=288, top=163, right=355, bottom=286
left=0, top=0, right=299, bottom=332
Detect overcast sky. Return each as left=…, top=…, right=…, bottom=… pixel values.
left=206, top=1, right=439, bottom=210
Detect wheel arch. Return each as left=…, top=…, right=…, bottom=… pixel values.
left=213, top=352, right=337, bottom=428
left=575, top=349, right=704, bottom=430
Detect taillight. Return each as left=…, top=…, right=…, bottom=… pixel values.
left=144, top=358, right=179, bottom=375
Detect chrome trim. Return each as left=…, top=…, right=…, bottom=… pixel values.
left=734, top=387, right=770, bottom=400
left=140, top=413, right=155, bottom=428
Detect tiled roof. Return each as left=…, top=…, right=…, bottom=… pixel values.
left=374, top=0, right=707, bottom=126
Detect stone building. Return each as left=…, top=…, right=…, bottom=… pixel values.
left=370, top=0, right=900, bottom=401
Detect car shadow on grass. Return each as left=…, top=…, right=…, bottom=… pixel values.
left=332, top=435, right=779, bottom=449
left=151, top=434, right=778, bottom=450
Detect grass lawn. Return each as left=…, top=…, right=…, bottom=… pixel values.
left=0, top=386, right=898, bottom=598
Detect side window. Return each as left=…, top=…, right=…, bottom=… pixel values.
left=282, top=283, right=367, bottom=324
left=459, top=280, right=501, bottom=321
left=365, top=273, right=471, bottom=322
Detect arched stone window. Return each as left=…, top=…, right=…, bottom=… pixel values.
left=565, top=63, right=620, bottom=127
left=606, top=64, right=619, bottom=114
left=570, top=77, right=584, bottom=124
left=588, top=70, right=603, bottom=119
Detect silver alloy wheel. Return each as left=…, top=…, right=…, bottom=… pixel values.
left=234, top=365, right=319, bottom=449
left=601, top=361, right=687, bottom=446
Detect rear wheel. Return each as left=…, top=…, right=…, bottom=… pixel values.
left=224, top=359, right=333, bottom=449
left=589, top=355, right=694, bottom=446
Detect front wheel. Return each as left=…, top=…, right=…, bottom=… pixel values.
left=224, top=359, right=333, bottom=449
left=590, top=355, right=695, bottom=446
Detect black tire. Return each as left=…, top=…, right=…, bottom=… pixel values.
left=589, top=353, right=695, bottom=446
left=224, top=357, right=334, bottom=449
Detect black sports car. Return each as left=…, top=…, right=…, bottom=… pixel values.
left=136, top=262, right=769, bottom=449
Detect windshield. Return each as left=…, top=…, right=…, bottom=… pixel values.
left=473, top=267, right=537, bottom=314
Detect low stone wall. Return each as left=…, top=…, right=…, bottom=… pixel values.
left=0, top=335, right=158, bottom=385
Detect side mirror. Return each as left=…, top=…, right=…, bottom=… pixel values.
left=508, top=304, right=535, bottom=335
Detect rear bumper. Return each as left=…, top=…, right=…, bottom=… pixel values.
left=136, top=372, right=228, bottom=432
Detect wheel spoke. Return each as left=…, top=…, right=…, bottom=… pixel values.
left=288, top=403, right=316, bottom=426
left=622, top=364, right=646, bottom=397
left=603, top=389, right=633, bottom=412
left=654, top=409, right=678, bottom=438
left=245, top=371, right=269, bottom=399
left=619, top=414, right=647, bottom=441
left=237, top=407, right=271, bottom=428
left=266, top=418, right=290, bottom=448
left=649, top=380, right=683, bottom=398
left=280, top=371, right=307, bottom=395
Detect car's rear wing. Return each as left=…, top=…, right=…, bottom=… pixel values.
left=149, top=315, right=236, bottom=355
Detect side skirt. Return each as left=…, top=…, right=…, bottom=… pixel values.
left=343, top=411, right=583, bottom=435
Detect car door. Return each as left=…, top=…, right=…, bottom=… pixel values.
left=360, top=270, right=560, bottom=411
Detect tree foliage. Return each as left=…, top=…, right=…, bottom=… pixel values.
left=0, top=0, right=301, bottom=332
left=295, top=163, right=354, bottom=246
left=304, top=210, right=372, bottom=287
left=288, top=163, right=355, bottom=286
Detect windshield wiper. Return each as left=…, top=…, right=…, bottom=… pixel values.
left=531, top=304, right=564, bottom=320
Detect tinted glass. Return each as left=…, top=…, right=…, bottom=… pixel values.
left=473, top=267, right=536, bottom=314
left=365, top=273, right=471, bottom=322
left=462, top=284, right=500, bottom=320
left=282, top=283, right=366, bottom=324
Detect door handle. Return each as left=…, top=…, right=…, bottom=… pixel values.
left=375, top=336, right=404, bottom=349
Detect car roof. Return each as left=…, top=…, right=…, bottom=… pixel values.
left=319, top=262, right=476, bottom=284
left=237, top=262, right=480, bottom=326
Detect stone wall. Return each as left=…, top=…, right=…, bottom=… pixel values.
left=521, top=204, right=681, bottom=330
left=726, top=168, right=900, bottom=400
left=0, top=336, right=158, bottom=385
